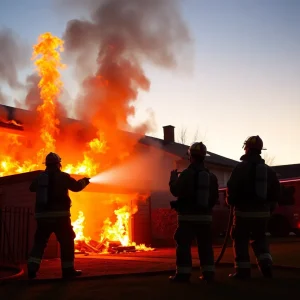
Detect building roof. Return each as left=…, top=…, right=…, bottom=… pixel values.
left=0, top=104, right=239, bottom=169
left=140, top=135, right=239, bottom=168
left=271, top=164, right=300, bottom=180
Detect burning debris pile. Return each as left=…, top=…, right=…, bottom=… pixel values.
left=72, top=207, right=153, bottom=254
left=0, top=0, right=191, bottom=253
left=76, top=240, right=137, bottom=255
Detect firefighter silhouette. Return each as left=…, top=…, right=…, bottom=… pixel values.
left=27, top=152, right=90, bottom=279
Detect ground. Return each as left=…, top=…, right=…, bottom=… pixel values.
left=1, top=239, right=300, bottom=299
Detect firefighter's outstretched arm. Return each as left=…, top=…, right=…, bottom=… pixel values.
left=169, top=169, right=188, bottom=198
left=68, top=176, right=90, bottom=192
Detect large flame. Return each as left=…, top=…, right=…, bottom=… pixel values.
left=0, top=32, right=153, bottom=251
left=0, top=32, right=65, bottom=175
left=32, top=32, right=64, bottom=161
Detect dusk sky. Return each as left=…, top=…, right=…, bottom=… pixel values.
left=1, top=0, right=299, bottom=166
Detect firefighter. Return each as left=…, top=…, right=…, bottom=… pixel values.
left=226, top=136, right=281, bottom=279
left=168, top=142, right=219, bottom=283
left=27, top=152, right=90, bottom=279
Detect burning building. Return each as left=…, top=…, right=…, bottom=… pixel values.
left=0, top=101, right=239, bottom=257
left=0, top=1, right=239, bottom=261
left=0, top=0, right=193, bottom=256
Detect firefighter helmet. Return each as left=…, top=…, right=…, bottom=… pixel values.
left=243, top=135, right=266, bottom=151
left=188, top=142, right=207, bottom=157
left=45, top=152, right=62, bottom=165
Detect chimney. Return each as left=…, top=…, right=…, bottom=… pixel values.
left=163, top=125, right=175, bottom=144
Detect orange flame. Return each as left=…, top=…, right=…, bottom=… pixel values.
left=72, top=204, right=153, bottom=253
left=100, top=205, right=134, bottom=246
left=0, top=32, right=65, bottom=175
left=63, top=132, right=108, bottom=177
left=32, top=32, right=65, bottom=161
left=73, top=211, right=91, bottom=243
left=0, top=32, right=153, bottom=252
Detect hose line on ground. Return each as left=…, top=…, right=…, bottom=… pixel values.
left=215, top=206, right=234, bottom=265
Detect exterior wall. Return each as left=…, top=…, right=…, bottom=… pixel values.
left=132, top=195, right=152, bottom=245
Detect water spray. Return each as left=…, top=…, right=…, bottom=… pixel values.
left=89, top=169, right=116, bottom=185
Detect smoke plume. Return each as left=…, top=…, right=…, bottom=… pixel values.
left=24, top=74, right=40, bottom=110
left=62, top=0, right=191, bottom=131
left=24, top=73, right=68, bottom=118
left=0, top=28, right=30, bottom=89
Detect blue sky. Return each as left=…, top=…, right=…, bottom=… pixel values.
left=1, top=0, right=299, bottom=165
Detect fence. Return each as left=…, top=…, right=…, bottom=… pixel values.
left=0, top=207, right=31, bottom=265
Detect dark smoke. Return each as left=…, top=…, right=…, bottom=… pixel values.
left=0, top=28, right=30, bottom=89
left=24, top=74, right=40, bottom=110
left=62, top=0, right=191, bottom=129
left=24, top=73, right=68, bottom=118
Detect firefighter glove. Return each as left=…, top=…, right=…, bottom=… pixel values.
left=83, top=177, right=90, bottom=185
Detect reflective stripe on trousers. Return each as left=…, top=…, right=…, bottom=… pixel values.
left=35, top=211, right=71, bottom=218
left=177, top=214, right=212, bottom=222
left=28, top=256, right=42, bottom=265
left=234, top=261, right=251, bottom=269
left=176, top=266, right=192, bottom=274
left=234, top=211, right=270, bottom=218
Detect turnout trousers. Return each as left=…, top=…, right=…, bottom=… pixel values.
left=27, top=216, right=76, bottom=273
left=174, top=221, right=215, bottom=277
left=231, top=216, right=272, bottom=272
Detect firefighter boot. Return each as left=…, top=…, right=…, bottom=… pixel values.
left=258, top=259, right=273, bottom=278
left=229, top=268, right=251, bottom=279
left=169, top=273, right=191, bottom=283
left=199, top=271, right=215, bottom=284
left=62, top=268, right=82, bottom=279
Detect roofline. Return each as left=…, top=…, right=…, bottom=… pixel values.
left=0, top=104, right=238, bottom=168
left=272, top=163, right=300, bottom=168
left=279, top=177, right=300, bottom=183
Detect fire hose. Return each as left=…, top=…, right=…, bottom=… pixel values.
left=214, top=206, right=234, bottom=265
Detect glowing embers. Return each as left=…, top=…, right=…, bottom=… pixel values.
left=75, top=240, right=137, bottom=255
